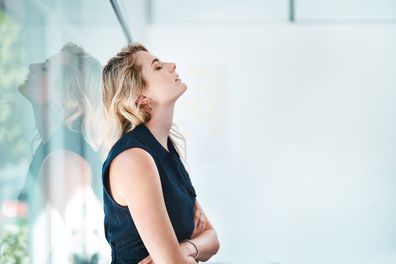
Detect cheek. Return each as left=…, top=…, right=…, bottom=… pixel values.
left=151, top=74, right=171, bottom=86
left=145, top=75, right=178, bottom=102
left=26, top=75, right=51, bottom=104
left=150, top=85, right=168, bottom=101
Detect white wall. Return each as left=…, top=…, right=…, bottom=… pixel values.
left=152, top=0, right=288, bottom=22
left=297, top=0, right=396, bottom=21
left=146, top=24, right=396, bottom=264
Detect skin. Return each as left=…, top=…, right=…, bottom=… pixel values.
left=19, top=51, right=93, bottom=218
left=109, top=50, right=220, bottom=264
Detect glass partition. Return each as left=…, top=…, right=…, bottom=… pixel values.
left=0, top=0, right=128, bottom=263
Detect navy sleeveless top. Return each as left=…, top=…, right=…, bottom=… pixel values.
left=102, top=123, right=197, bottom=263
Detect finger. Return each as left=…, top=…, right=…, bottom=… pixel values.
left=139, top=255, right=152, bottom=264
left=194, top=208, right=201, bottom=226
left=197, top=219, right=203, bottom=231
left=194, top=209, right=199, bottom=226
left=197, top=210, right=202, bottom=220
left=201, top=221, right=207, bottom=231
left=194, top=215, right=198, bottom=227
left=199, top=212, right=205, bottom=224
left=198, top=222, right=204, bottom=232
left=200, top=214, right=207, bottom=230
left=199, top=212, right=206, bottom=223
left=191, top=224, right=200, bottom=237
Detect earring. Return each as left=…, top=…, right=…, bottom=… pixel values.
left=143, top=96, right=153, bottom=110
left=141, top=95, right=152, bottom=110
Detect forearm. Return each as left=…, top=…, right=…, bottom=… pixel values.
left=184, top=229, right=220, bottom=262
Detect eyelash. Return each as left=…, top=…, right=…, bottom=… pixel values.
left=156, top=66, right=162, bottom=70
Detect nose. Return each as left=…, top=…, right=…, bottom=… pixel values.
left=169, top=62, right=176, bottom=72
left=29, top=63, right=40, bottom=72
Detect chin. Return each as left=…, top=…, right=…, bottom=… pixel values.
left=180, top=82, right=187, bottom=91
left=179, top=86, right=187, bottom=96
left=173, top=90, right=185, bottom=102
left=18, top=83, right=29, bottom=98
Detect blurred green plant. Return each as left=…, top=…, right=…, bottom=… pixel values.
left=0, top=9, right=30, bottom=167
left=0, top=218, right=29, bottom=264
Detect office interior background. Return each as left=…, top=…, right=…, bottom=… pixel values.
left=1, top=0, right=396, bottom=263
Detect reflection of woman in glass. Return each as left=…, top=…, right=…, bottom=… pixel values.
left=101, top=43, right=220, bottom=263
left=18, top=43, right=108, bottom=263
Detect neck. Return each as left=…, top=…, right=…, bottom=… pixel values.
left=32, top=104, right=60, bottom=142
left=144, top=103, right=175, bottom=151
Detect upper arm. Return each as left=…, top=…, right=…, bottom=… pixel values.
left=39, top=150, right=92, bottom=205
left=109, top=148, right=186, bottom=264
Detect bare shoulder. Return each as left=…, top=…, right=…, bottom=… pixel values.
left=39, top=149, right=92, bottom=182
left=109, top=147, right=157, bottom=190
left=41, top=149, right=91, bottom=168
left=111, top=147, right=155, bottom=173
left=38, top=149, right=93, bottom=204
left=109, top=147, right=158, bottom=206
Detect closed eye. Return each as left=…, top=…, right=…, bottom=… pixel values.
left=154, top=60, right=163, bottom=70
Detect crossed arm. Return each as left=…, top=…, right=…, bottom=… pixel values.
left=179, top=200, right=220, bottom=262
left=110, top=148, right=219, bottom=264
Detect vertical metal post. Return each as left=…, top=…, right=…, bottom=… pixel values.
left=109, top=0, right=133, bottom=43
left=146, top=0, right=153, bottom=24
left=289, top=0, right=295, bottom=22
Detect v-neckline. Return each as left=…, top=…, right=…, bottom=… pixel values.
left=141, top=124, right=173, bottom=155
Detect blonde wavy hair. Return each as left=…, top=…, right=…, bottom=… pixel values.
left=102, top=42, right=186, bottom=161
left=44, top=42, right=103, bottom=151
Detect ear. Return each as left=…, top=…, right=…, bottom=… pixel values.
left=135, top=95, right=150, bottom=107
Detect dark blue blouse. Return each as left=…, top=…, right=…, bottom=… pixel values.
left=102, top=123, right=197, bottom=263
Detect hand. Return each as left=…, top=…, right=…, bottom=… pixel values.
left=191, top=201, right=207, bottom=238
left=138, top=254, right=197, bottom=264
left=186, top=256, right=199, bottom=264
left=138, top=255, right=154, bottom=264
left=138, top=202, right=207, bottom=264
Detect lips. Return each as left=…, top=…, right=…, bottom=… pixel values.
left=175, top=74, right=179, bottom=81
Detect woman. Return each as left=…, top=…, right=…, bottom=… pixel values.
left=101, top=43, right=220, bottom=264
left=18, top=43, right=108, bottom=263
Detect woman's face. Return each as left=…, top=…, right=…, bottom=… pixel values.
left=19, top=51, right=65, bottom=105
left=136, top=50, right=187, bottom=105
